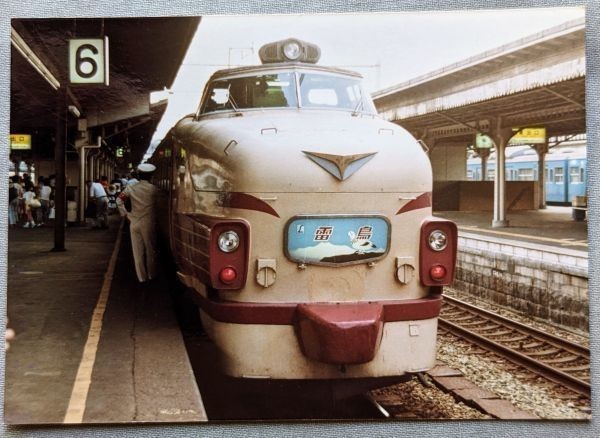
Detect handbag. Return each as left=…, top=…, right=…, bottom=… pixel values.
left=28, top=198, right=41, bottom=209
left=48, top=207, right=56, bottom=219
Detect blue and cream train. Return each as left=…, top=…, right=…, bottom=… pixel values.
left=467, top=147, right=586, bottom=204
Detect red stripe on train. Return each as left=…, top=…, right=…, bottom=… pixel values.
left=396, top=192, right=432, bottom=215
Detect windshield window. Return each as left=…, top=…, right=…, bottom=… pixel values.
left=299, top=73, right=358, bottom=110
left=201, top=71, right=376, bottom=115
left=202, top=73, right=297, bottom=113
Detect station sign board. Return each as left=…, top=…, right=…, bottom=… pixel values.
left=510, top=127, right=546, bottom=145
left=10, top=134, right=31, bottom=150
left=69, top=37, right=109, bottom=85
left=475, top=133, right=494, bottom=149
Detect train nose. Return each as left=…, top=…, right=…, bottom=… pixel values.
left=293, top=303, right=384, bottom=365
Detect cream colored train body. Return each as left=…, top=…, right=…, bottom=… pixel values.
left=152, top=39, right=457, bottom=385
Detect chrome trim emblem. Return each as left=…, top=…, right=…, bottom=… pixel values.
left=302, top=151, right=377, bottom=181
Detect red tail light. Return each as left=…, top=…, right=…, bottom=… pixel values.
left=429, top=265, right=447, bottom=281
left=219, top=266, right=238, bottom=284
left=420, top=218, right=457, bottom=286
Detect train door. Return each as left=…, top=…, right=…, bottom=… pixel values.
left=568, top=159, right=586, bottom=201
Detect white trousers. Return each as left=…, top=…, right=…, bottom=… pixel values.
left=129, top=218, right=157, bottom=282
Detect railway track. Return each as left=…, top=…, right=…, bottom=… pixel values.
left=439, top=295, right=590, bottom=398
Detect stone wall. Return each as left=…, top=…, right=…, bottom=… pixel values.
left=451, top=232, right=588, bottom=331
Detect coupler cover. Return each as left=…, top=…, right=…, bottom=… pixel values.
left=294, top=303, right=384, bottom=365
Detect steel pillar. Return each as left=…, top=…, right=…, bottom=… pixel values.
left=492, top=123, right=512, bottom=228
left=52, top=88, right=67, bottom=251
left=477, top=148, right=490, bottom=181
left=536, top=142, right=549, bottom=209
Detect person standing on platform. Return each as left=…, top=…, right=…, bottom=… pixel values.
left=22, top=185, right=39, bottom=228
left=89, top=179, right=109, bottom=229
left=9, top=176, right=23, bottom=228
left=116, top=163, right=158, bottom=282
left=38, top=177, right=52, bottom=226
left=127, top=171, right=139, bottom=186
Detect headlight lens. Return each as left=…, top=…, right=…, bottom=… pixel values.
left=283, top=41, right=302, bottom=60
left=218, top=230, right=240, bottom=253
left=428, top=230, right=448, bottom=251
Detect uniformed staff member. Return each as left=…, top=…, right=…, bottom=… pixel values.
left=117, top=163, right=158, bottom=283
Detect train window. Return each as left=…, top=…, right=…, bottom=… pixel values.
left=554, top=167, right=564, bottom=184
left=518, top=168, right=534, bottom=181
left=306, top=88, right=338, bottom=106
left=570, top=167, right=583, bottom=183
left=202, top=73, right=298, bottom=113
left=298, top=73, right=376, bottom=113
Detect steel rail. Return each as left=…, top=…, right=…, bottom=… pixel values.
left=439, top=302, right=591, bottom=397
left=442, top=295, right=590, bottom=358
left=363, top=393, right=391, bottom=418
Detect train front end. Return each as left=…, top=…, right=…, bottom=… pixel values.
left=170, top=39, right=457, bottom=382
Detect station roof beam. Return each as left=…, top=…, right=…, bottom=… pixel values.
left=372, top=18, right=585, bottom=227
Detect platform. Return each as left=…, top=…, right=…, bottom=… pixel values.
left=4, top=217, right=207, bottom=424
left=437, top=206, right=589, bottom=331
left=435, top=206, right=587, bottom=252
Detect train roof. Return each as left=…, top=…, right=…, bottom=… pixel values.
left=467, top=149, right=586, bottom=165
left=208, top=63, right=363, bottom=81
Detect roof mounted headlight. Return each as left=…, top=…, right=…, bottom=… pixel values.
left=283, top=40, right=302, bottom=60
left=259, top=38, right=321, bottom=64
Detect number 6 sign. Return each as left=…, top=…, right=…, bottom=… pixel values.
left=69, top=37, right=109, bottom=85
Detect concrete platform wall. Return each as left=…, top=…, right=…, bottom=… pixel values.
left=451, top=233, right=588, bottom=331
left=433, top=181, right=539, bottom=211
left=430, top=144, right=469, bottom=181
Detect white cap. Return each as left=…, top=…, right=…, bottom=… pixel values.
left=137, top=163, right=156, bottom=173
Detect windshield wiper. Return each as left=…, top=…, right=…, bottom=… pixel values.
left=351, top=99, right=364, bottom=117
left=227, top=85, right=242, bottom=115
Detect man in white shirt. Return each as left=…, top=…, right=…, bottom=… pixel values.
left=38, top=177, right=52, bottom=225
left=127, top=171, right=139, bottom=186
left=89, top=179, right=109, bottom=229
left=117, top=164, right=158, bottom=282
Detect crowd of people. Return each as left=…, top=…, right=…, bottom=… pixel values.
left=8, top=174, right=55, bottom=229
left=7, top=172, right=143, bottom=230
left=8, top=166, right=158, bottom=283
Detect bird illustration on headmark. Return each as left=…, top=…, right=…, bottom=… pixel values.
left=348, top=230, right=378, bottom=254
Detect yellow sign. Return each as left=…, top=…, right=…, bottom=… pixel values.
left=510, top=127, right=546, bottom=145
left=10, top=134, right=32, bottom=150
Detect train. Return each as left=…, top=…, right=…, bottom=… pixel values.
left=467, top=146, right=586, bottom=204
left=150, top=38, right=457, bottom=393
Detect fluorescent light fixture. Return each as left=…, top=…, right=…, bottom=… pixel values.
left=11, top=27, right=60, bottom=90
left=68, top=105, right=81, bottom=118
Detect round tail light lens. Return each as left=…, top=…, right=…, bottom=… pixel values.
left=219, top=267, right=237, bottom=284
left=430, top=265, right=447, bottom=281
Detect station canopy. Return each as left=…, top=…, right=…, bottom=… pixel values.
left=372, top=18, right=585, bottom=145
left=11, top=17, right=200, bottom=166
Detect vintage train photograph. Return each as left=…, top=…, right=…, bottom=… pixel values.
left=3, top=4, right=591, bottom=431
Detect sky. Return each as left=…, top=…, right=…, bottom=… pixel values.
left=145, top=7, right=585, bottom=160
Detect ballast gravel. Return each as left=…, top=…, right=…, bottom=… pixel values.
left=371, top=375, right=490, bottom=420
left=437, top=334, right=590, bottom=420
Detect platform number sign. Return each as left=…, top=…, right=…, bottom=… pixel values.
left=69, top=37, right=109, bottom=85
